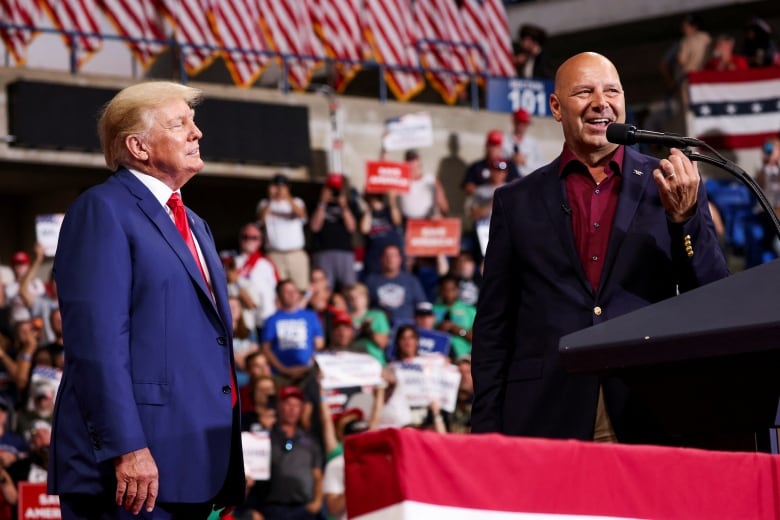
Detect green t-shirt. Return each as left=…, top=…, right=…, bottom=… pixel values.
left=352, top=309, right=390, bottom=365
left=433, top=300, right=476, bottom=358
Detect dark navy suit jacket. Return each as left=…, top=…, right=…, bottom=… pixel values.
left=471, top=146, right=730, bottom=441
left=48, top=169, right=244, bottom=505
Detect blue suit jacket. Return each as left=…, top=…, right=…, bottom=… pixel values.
left=471, top=146, right=730, bottom=441
left=48, top=169, right=244, bottom=504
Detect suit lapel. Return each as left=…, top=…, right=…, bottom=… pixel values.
left=540, top=160, right=593, bottom=295
left=115, top=170, right=221, bottom=318
left=189, top=214, right=231, bottom=333
left=598, top=148, right=655, bottom=293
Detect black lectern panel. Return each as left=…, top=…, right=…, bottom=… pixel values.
left=559, top=259, right=780, bottom=449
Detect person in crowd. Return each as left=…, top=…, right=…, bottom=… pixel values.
left=364, top=244, right=428, bottom=325
left=501, top=108, right=545, bottom=177
left=8, top=420, right=50, bottom=484
left=41, top=308, right=64, bottom=369
left=241, top=374, right=277, bottom=433
left=238, top=350, right=272, bottom=414
left=16, top=379, right=56, bottom=441
left=250, top=386, right=323, bottom=520
left=660, top=13, right=711, bottom=109
left=412, top=302, right=451, bottom=357
left=324, top=311, right=366, bottom=354
left=461, top=130, right=520, bottom=196
left=704, top=34, right=749, bottom=71
left=392, top=324, right=419, bottom=362
left=434, top=275, right=476, bottom=360
left=471, top=52, right=729, bottom=444
left=48, top=81, right=245, bottom=518
left=359, top=191, right=404, bottom=278
left=513, top=23, right=554, bottom=79
left=0, top=396, right=27, bottom=470
left=449, top=354, right=474, bottom=434
left=228, top=295, right=260, bottom=388
left=4, top=249, right=45, bottom=328
left=234, top=223, right=278, bottom=336
left=757, top=133, right=780, bottom=208
left=257, top=173, right=310, bottom=292
left=448, top=251, right=480, bottom=307
left=398, top=149, right=449, bottom=220
left=347, top=283, right=390, bottom=365
left=470, top=158, right=511, bottom=261
left=742, top=16, right=780, bottom=68
left=310, top=173, right=358, bottom=291
left=262, top=279, right=324, bottom=388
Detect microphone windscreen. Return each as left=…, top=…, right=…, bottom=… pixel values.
left=606, top=123, right=635, bottom=145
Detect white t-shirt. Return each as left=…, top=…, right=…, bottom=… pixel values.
left=399, top=174, right=436, bottom=219
left=501, top=133, right=545, bottom=176
left=257, top=198, right=307, bottom=251
left=322, top=454, right=346, bottom=520
left=235, top=252, right=278, bottom=328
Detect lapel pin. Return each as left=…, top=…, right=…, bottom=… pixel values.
left=633, top=169, right=644, bottom=176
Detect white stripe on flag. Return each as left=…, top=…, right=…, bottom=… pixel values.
left=351, top=501, right=644, bottom=520
left=692, top=112, right=780, bottom=138
left=689, top=77, right=780, bottom=103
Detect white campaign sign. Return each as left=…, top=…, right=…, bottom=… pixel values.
left=315, top=351, right=384, bottom=390
left=35, top=213, right=64, bottom=257
left=242, top=431, right=271, bottom=481
left=391, top=356, right=461, bottom=413
left=382, top=112, right=434, bottom=151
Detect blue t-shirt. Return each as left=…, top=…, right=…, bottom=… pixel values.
left=262, top=309, right=324, bottom=369
left=365, top=272, right=427, bottom=324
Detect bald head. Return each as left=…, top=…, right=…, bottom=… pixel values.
left=549, top=52, right=625, bottom=166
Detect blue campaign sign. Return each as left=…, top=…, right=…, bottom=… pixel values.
left=417, top=329, right=451, bottom=357
left=486, top=77, right=555, bottom=117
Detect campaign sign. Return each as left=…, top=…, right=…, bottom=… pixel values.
left=382, top=112, right=434, bottom=151
left=315, top=352, right=384, bottom=390
left=391, top=356, right=461, bottom=413
left=486, top=77, right=554, bottom=117
left=35, top=213, right=64, bottom=257
left=18, top=482, right=60, bottom=519
left=241, top=431, right=271, bottom=481
left=365, top=161, right=411, bottom=194
left=405, top=219, right=461, bottom=257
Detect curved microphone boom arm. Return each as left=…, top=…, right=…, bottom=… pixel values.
left=680, top=139, right=780, bottom=241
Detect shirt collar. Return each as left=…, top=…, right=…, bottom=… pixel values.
left=558, top=145, right=625, bottom=179
left=127, top=168, right=177, bottom=208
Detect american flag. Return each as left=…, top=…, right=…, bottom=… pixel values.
left=414, top=0, right=473, bottom=105
left=259, top=0, right=322, bottom=91
left=309, top=0, right=366, bottom=92
left=363, top=0, right=424, bottom=102
left=208, top=0, right=269, bottom=88
left=98, top=0, right=166, bottom=70
left=158, top=0, right=218, bottom=75
left=39, top=0, right=103, bottom=69
left=460, top=0, right=515, bottom=78
left=689, top=68, right=780, bottom=149
left=0, top=0, right=43, bottom=65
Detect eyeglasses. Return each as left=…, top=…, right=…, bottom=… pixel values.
left=283, top=438, right=294, bottom=452
left=240, top=235, right=261, bottom=241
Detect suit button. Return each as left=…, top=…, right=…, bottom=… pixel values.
left=593, top=306, right=602, bottom=316
left=222, top=385, right=231, bottom=394
left=217, top=337, right=226, bottom=346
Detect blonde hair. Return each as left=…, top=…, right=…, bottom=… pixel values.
left=98, top=81, right=203, bottom=171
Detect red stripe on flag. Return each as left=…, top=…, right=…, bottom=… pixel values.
left=39, top=0, right=103, bottom=69
left=0, top=0, right=43, bottom=65
left=98, top=0, right=165, bottom=69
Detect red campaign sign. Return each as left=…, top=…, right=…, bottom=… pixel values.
left=405, top=219, right=462, bottom=257
left=365, top=161, right=411, bottom=194
left=18, top=482, right=60, bottom=519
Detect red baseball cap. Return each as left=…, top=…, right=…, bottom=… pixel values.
left=331, top=311, right=352, bottom=327
left=279, top=386, right=304, bottom=402
left=326, top=173, right=344, bottom=191
left=513, top=108, right=531, bottom=124
left=486, top=130, right=503, bottom=146
left=11, top=251, right=30, bottom=266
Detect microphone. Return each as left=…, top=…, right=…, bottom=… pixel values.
left=606, top=123, right=702, bottom=149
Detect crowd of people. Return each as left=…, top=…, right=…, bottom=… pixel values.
left=0, top=12, right=777, bottom=520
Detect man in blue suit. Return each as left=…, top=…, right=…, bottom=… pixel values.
left=48, top=82, right=244, bottom=518
left=471, top=53, right=730, bottom=443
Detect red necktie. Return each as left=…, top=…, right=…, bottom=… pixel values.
left=166, top=193, right=237, bottom=407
